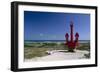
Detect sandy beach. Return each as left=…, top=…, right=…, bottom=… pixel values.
left=25, top=50, right=89, bottom=62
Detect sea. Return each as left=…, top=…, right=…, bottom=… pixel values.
left=24, top=40, right=90, bottom=44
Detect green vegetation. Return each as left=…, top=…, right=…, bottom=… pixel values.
left=76, top=43, right=90, bottom=51
left=24, top=42, right=90, bottom=59
left=24, top=47, right=48, bottom=59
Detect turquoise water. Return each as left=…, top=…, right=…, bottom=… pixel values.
left=25, top=40, right=90, bottom=43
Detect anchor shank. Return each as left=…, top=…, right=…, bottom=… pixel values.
left=70, top=22, right=74, bottom=42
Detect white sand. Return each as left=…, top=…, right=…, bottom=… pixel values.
left=25, top=50, right=89, bottom=62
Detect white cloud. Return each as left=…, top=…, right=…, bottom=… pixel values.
left=40, top=33, right=44, bottom=36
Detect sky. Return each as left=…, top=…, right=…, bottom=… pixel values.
left=24, top=11, right=90, bottom=40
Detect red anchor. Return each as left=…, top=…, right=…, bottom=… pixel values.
left=65, top=21, right=79, bottom=52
